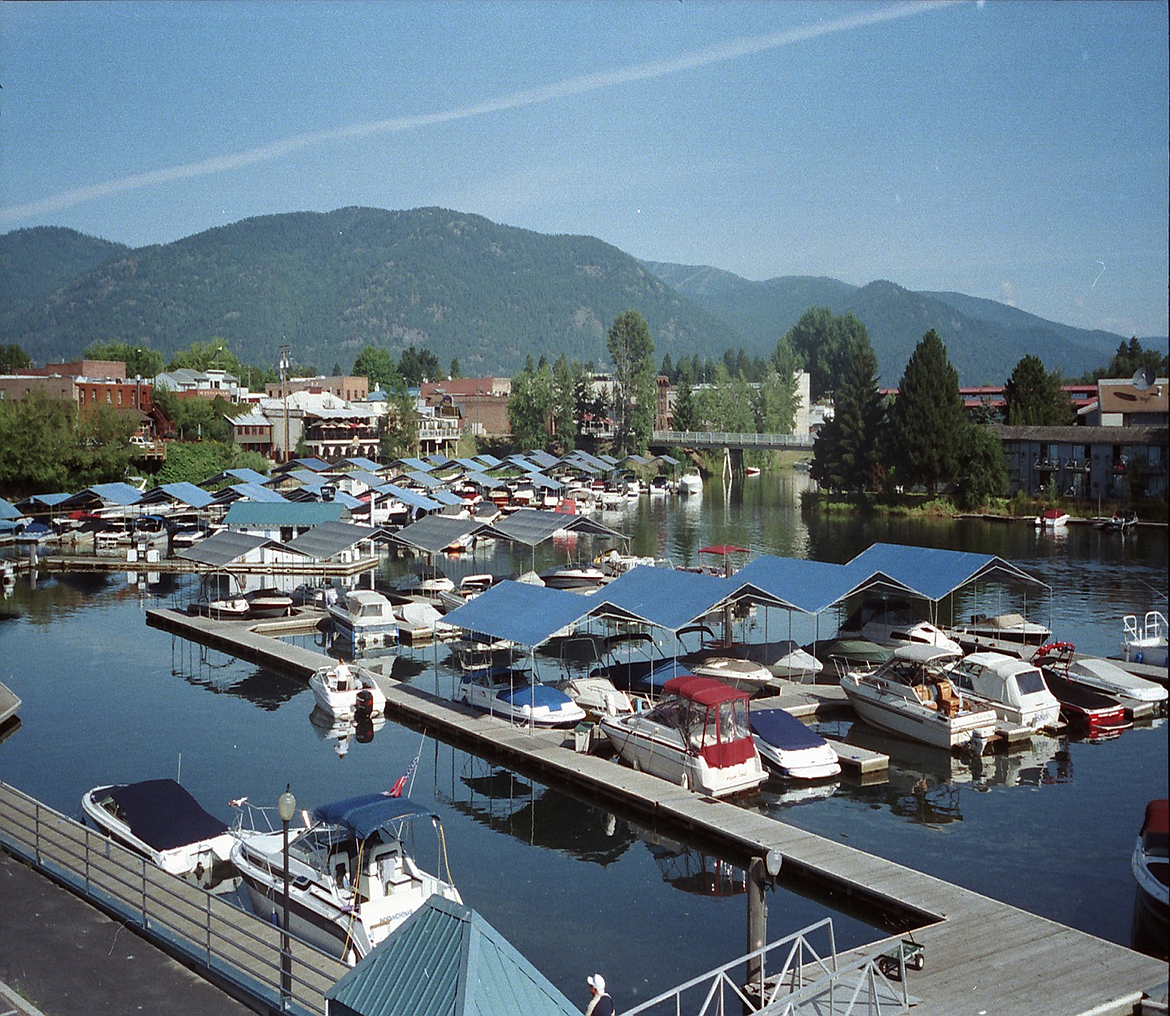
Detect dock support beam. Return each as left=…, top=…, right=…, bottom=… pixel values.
left=746, top=857, right=767, bottom=992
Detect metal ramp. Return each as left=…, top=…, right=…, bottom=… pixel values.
left=623, top=918, right=918, bottom=1016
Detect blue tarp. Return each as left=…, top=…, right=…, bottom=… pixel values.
left=598, top=566, right=735, bottom=632
left=312, top=792, right=434, bottom=839
left=845, top=542, right=1047, bottom=600
left=442, top=580, right=596, bottom=647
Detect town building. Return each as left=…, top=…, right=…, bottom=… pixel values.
left=264, top=375, right=369, bottom=403
left=420, top=377, right=511, bottom=437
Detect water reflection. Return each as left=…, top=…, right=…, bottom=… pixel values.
left=308, top=705, right=384, bottom=759
left=637, top=828, right=747, bottom=897
left=168, top=638, right=303, bottom=711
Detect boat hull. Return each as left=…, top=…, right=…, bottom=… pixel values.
left=841, top=678, right=996, bottom=752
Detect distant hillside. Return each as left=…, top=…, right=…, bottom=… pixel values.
left=646, top=262, right=1125, bottom=385
left=0, top=226, right=129, bottom=309
left=2, top=208, right=737, bottom=375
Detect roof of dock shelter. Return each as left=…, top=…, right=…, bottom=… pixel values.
left=443, top=580, right=595, bottom=647
left=380, top=484, right=441, bottom=512
left=177, top=530, right=293, bottom=567
left=426, top=454, right=452, bottom=468
left=272, top=456, right=332, bottom=474
left=846, top=542, right=1048, bottom=600
left=525, top=472, right=563, bottom=490
left=0, top=498, right=22, bottom=521
left=461, top=471, right=497, bottom=488
left=405, top=470, right=443, bottom=489
left=397, top=456, right=435, bottom=473
left=283, top=521, right=379, bottom=560
left=655, top=453, right=681, bottom=467
left=58, top=483, right=144, bottom=510
left=325, top=894, right=578, bottom=1016
left=481, top=508, right=622, bottom=546
left=525, top=449, right=559, bottom=470
left=137, top=482, right=216, bottom=510
left=431, top=490, right=466, bottom=506
left=341, top=470, right=385, bottom=489
left=338, top=456, right=383, bottom=473
left=198, top=467, right=269, bottom=488
left=595, top=565, right=736, bottom=632
left=476, top=453, right=503, bottom=468
left=731, top=555, right=917, bottom=614
left=224, top=501, right=345, bottom=527
left=388, top=514, right=487, bottom=555
left=454, top=457, right=485, bottom=471
left=219, top=482, right=288, bottom=504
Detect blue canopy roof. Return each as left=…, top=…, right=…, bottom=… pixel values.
left=525, top=449, right=558, bottom=469
left=431, top=490, right=466, bottom=506
left=60, top=483, right=144, bottom=508
left=454, top=457, right=484, bottom=471
left=382, top=484, right=441, bottom=512
left=398, top=457, right=434, bottom=473
left=225, top=482, right=288, bottom=503
left=340, top=456, right=383, bottom=473
left=442, top=581, right=595, bottom=647
left=407, top=470, right=443, bottom=488
left=476, top=453, right=503, bottom=468
left=0, top=498, right=22, bottom=521
left=312, top=792, right=435, bottom=839
left=845, top=542, right=1047, bottom=600
left=598, top=566, right=735, bottom=633
left=732, top=556, right=911, bottom=614
left=140, top=482, right=216, bottom=509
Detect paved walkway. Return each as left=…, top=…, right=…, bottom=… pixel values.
left=0, top=851, right=252, bottom=1016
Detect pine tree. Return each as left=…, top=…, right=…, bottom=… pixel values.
left=810, top=337, right=883, bottom=492
left=885, top=330, right=965, bottom=492
left=1003, top=355, right=1071, bottom=425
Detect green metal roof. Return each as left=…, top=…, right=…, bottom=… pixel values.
left=325, top=895, right=579, bottom=1016
left=223, top=501, right=345, bottom=527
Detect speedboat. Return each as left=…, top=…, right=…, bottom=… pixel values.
left=309, top=661, right=387, bottom=721
left=599, top=675, right=767, bottom=797
left=539, top=564, right=607, bottom=591
left=839, top=645, right=999, bottom=753
left=813, top=638, right=892, bottom=679
left=1031, top=642, right=1166, bottom=716
left=1035, top=508, right=1070, bottom=530
left=677, top=470, right=703, bottom=496
left=328, top=589, right=399, bottom=653
left=231, top=791, right=461, bottom=963
left=684, top=653, right=775, bottom=694
left=189, top=572, right=249, bottom=620
left=455, top=668, right=586, bottom=727
left=398, top=564, right=456, bottom=603
left=82, top=779, right=239, bottom=887
left=956, top=612, right=1052, bottom=646
left=244, top=586, right=294, bottom=619
left=1121, top=610, right=1168, bottom=668
left=556, top=674, right=635, bottom=718
left=1098, top=509, right=1137, bottom=532
left=1132, top=799, right=1169, bottom=936
left=1031, top=643, right=1132, bottom=738
left=946, top=651, right=1062, bottom=732
left=728, top=640, right=823, bottom=683
left=750, top=708, right=841, bottom=781
left=837, top=600, right=962, bottom=655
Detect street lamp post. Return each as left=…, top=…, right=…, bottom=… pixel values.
left=277, top=784, right=296, bottom=1006
left=279, top=345, right=291, bottom=463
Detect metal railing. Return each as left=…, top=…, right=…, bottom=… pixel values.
left=622, top=918, right=917, bottom=1016
left=0, top=781, right=346, bottom=1015
left=652, top=430, right=814, bottom=450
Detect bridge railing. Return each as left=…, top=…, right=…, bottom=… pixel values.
left=651, top=430, right=813, bottom=449
left=0, top=781, right=347, bottom=1016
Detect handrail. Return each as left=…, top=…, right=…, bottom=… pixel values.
left=0, top=781, right=345, bottom=1016
left=652, top=430, right=814, bottom=449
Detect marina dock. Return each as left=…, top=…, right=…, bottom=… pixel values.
left=139, top=607, right=1168, bottom=1015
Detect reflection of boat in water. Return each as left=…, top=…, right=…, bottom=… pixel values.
left=232, top=792, right=461, bottom=963
left=639, top=831, right=746, bottom=897
left=309, top=705, right=384, bottom=758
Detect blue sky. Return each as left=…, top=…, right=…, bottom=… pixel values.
left=2, top=1, right=1167, bottom=338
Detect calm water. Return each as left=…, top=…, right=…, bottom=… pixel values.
left=0, top=474, right=1166, bottom=1009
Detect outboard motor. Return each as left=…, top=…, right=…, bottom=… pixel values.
left=355, top=689, right=374, bottom=716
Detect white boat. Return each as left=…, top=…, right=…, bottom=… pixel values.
left=455, top=669, right=586, bottom=727
left=393, top=600, right=453, bottom=641
left=839, top=644, right=999, bottom=753
left=556, top=674, right=634, bottom=718
left=399, top=565, right=456, bottom=603
left=1035, top=509, right=1070, bottom=530
left=309, top=661, right=387, bottom=721
left=1132, top=799, right=1169, bottom=936
left=730, top=640, right=824, bottom=683
left=838, top=600, right=962, bottom=654
left=677, top=470, right=703, bottom=496
left=328, top=589, right=399, bottom=653
left=946, top=651, right=1061, bottom=732
left=82, top=779, right=239, bottom=887
left=244, top=586, right=294, bottom=619
left=599, top=674, right=767, bottom=797
left=684, top=653, right=775, bottom=694
left=750, top=708, right=841, bottom=781
left=190, top=572, right=249, bottom=620
left=539, top=564, right=607, bottom=591
left=1059, top=655, right=1167, bottom=712
left=231, top=791, right=461, bottom=963
left=1121, top=610, right=1168, bottom=668
left=956, top=611, right=1052, bottom=646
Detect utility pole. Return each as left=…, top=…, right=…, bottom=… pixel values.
left=279, top=344, right=290, bottom=463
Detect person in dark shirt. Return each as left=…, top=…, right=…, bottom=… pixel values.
left=584, top=973, right=614, bottom=1016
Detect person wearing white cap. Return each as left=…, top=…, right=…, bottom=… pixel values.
left=584, top=973, right=614, bottom=1016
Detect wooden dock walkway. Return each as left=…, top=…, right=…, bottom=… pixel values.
left=143, top=608, right=1168, bottom=1015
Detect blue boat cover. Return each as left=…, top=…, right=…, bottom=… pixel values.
left=313, top=792, right=435, bottom=839
left=103, top=779, right=227, bottom=851
left=495, top=683, right=573, bottom=709
left=750, top=708, right=826, bottom=751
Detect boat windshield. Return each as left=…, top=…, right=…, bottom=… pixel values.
left=1015, top=668, right=1047, bottom=695
left=290, top=823, right=351, bottom=867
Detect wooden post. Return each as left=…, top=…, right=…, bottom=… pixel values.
left=746, top=856, right=767, bottom=995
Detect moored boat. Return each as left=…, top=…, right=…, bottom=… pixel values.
left=750, top=708, right=841, bottom=781
left=328, top=589, right=399, bottom=653
left=839, top=645, right=998, bottom=753
left=1121, top=610, right=1168, bottom=668
left=946, top=651, right=1062, bottom=732
left=309, top=661, right=387, bottom=721
left=599, top=674, right=767, bottom=797
left=1132, top=799, right=1169, bottom=936
left=956, top=611, right=1052, bottom=646
left=82, top=778, right=239, bottom=888
left=1031, top=643, right=1132, bottom=737
left=231, top=791, right=461, bottom=963
left=1030, top=642, right=1167, bottom=716
left=244, top=586, right=294, bottom=619
left=1098, top=508, right=1138, bottom=531
left=1035, top=508, right=1070, bottom=529
left=455, top=668, right=586, bottom=727
left=677, top=470, right=703, bottom=496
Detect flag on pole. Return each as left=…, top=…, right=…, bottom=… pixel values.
left=388, top=754, right=419, bottom=797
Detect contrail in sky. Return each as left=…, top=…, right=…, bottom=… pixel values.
left=2, top=1, right=955, bottom=223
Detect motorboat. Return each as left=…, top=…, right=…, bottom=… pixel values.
left=839, top=645, right=999, bottom=753
left=749, top=708, right=841, bottom=781
left=539, top=564, right=607, bottom=591
left=1132, top=799, right=1169, bottom=936
left=837, top=600, right=962, bottom=655
left=393, top=600, right=453, bottom=642
left=1035, top=508, right=1070, bottom=530
left=189, top=572, right=249, bottom=620
left=555, top=674, right=635, bottom=718
left=1030, top=642, right=1166, bottom=716
left=450, top=637, right=520, bottom=672
left=328, top=589, right=399, bottom=653
left=1030, top=643, right=1132, bottom=737
left=231, top=791, right=461, bottom=963
left=599, top=674, right=767, bottom=797
left=82, top=779, right=239, bottom=887
left=684, top=653, right=775, bottom=695
left=648, top=475, right=672, bottom=496
left=1121, top=610, right=1168, bottom=668
left=292, top=583, right=339, bottom=609
left=812, top=638, right=892, bottom=679
left=677, top=470, right=703, bottom=496
left=398, top=564, right=456, bottom=603
left=455, top=668, right=586, bottom=727
left=1098, top=509, right=1137, bottom=532
left=309, top=661, right=387, bottom=721
left=956, top=611, right=1052, bottom=646
left=946, top=651, right=1061, bottom=732
left=244, top=586, right=294, bottom=619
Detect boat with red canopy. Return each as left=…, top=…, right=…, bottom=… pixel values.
left=598, top=674, right=766, bottom=797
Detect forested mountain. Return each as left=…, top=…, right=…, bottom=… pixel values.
left=1, top=208, right=735, bottom=376
left=647, top=261, right=1127, bottom=385
left=2, top=208, right=1145, bottom=384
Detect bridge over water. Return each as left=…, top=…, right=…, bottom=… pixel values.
left=649, top=430, right=813, bottom=476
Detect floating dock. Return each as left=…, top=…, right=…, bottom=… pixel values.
left=141, top=607, right=1167, bottom=1015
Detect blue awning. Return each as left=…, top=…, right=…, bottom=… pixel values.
left=312, top=792, right=434, bottom=839
left=442, top=581, right=595, bottom=647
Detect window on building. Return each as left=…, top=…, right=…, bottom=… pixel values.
left=106, top=391, right=112, bottom=404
